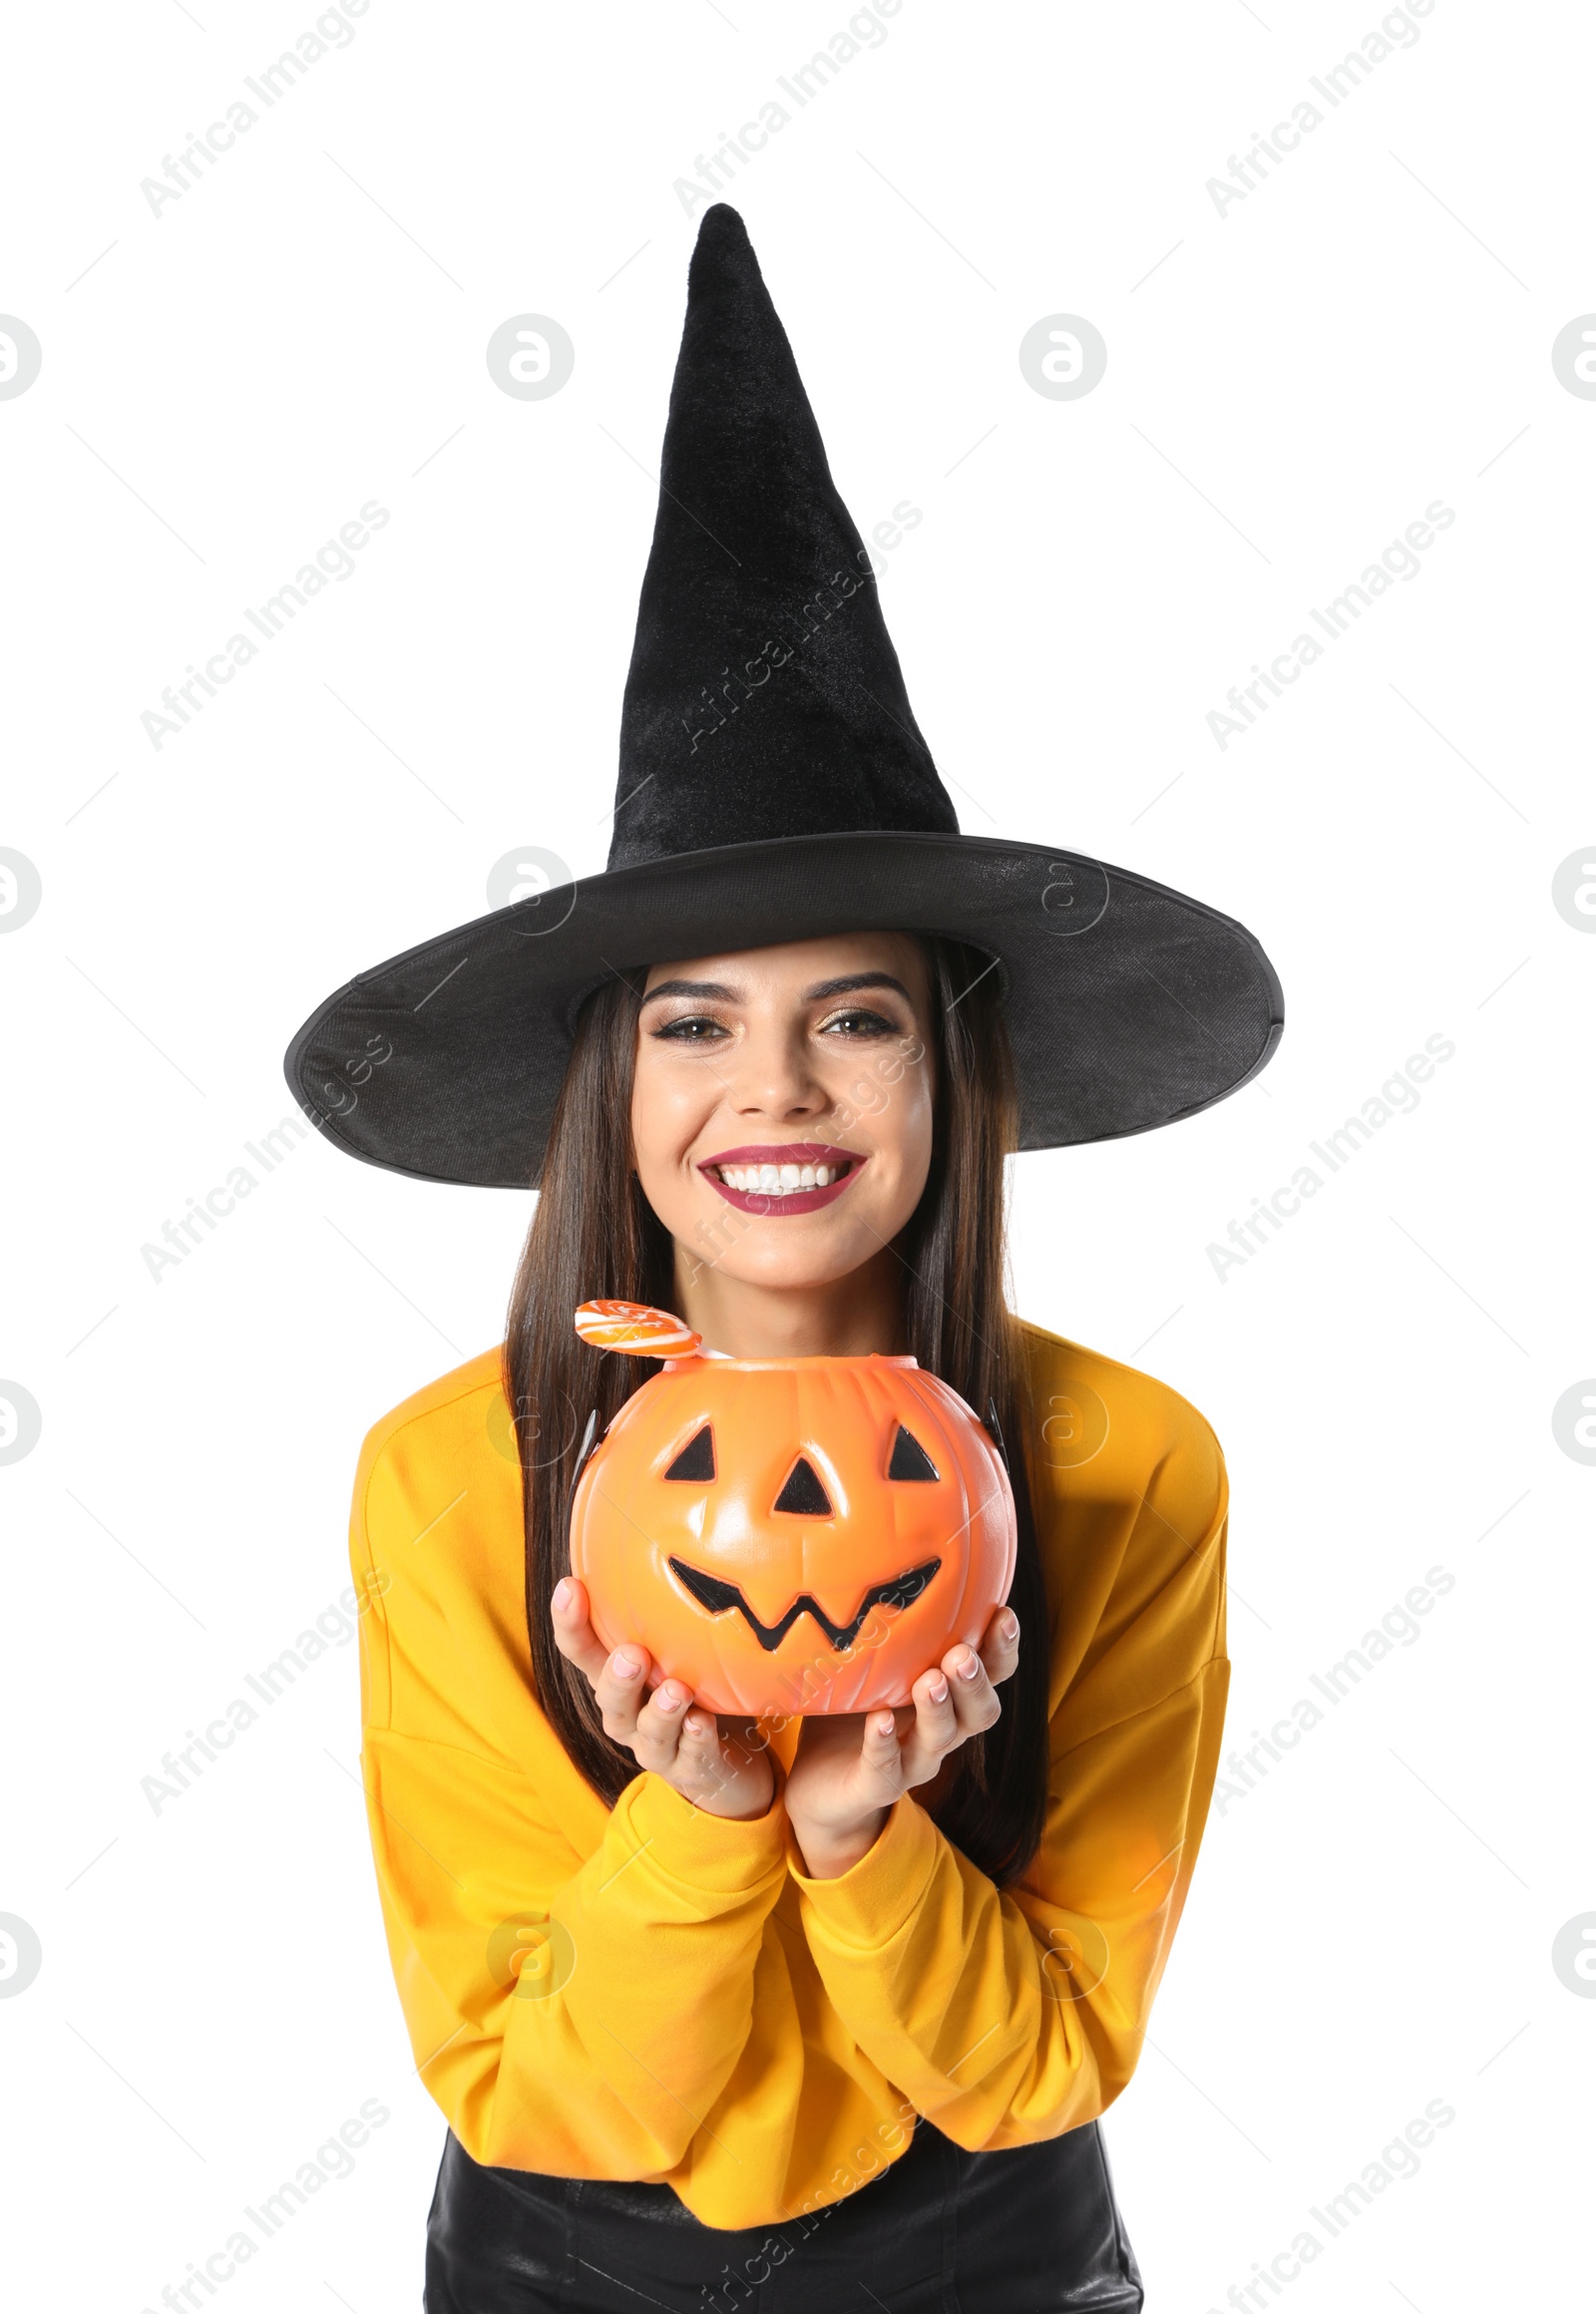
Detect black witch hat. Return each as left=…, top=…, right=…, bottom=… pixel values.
left=285, top=206, right=1282, bottom=1187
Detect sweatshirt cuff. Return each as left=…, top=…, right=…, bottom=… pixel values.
left=610, top=1769, right=788, bottom=1901
left=786, top=1794, right=944, bottom=1948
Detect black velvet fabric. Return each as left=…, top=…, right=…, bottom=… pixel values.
left=283, top=206, right=1285, bottom=1186
left=612, top=204, right=956, bottom=869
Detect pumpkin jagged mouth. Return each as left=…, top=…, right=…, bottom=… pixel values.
left=666, top=1555, right=941, bottom=1652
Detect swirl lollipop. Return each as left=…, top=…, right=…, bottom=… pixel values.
left=574, top=1301, right=704, bottom=1359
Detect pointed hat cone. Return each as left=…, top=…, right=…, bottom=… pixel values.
left=610, top=204, right=956, bottom=870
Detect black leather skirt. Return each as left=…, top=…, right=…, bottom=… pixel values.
left=424, top=2115, right=1143, bottom=2313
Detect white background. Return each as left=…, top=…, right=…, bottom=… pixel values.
left=2, top=1, right=1589, bottom=2306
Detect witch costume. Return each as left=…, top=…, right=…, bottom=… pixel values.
left=286, top=207, right=1280, bottom=2310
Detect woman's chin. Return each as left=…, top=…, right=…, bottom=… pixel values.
left=693, top=1227, right=895, bottom=1298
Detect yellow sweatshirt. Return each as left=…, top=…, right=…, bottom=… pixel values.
left=348, top=1320, right=1230, bottom=2231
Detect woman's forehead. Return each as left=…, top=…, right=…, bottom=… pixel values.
left=640, top=932, right=927, bottom=996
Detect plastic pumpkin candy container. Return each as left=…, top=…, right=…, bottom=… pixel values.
left=568, top=1302, right=1017, bottom=1718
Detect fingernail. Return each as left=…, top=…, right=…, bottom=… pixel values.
left=611, top=1652, right=642, bottom=1681
left=552, top=1578, right=572, bottom=1611
left=957, top=1651, right=982, bottom=1680
left=999, top=1610, right=1018, bottom=1642
left=876, top=1711, right=896, bottom=1734
left=656, top=1687, right=684, bottom=1713
left=928, top=1676, right=949, bottom=1703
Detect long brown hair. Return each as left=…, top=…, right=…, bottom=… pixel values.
left=503, top=937, right=1051, bottom=1888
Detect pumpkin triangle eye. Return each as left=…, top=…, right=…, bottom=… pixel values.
left=664, top=1426, right=715, bottom=1482
left=773, top=1456, right=833, bottom=1516
left=888, top=1425, right=939, bottom=1481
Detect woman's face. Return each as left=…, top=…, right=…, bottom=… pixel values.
left=630, top=934, right=937, bottom=1294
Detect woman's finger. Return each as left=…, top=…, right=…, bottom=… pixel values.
left=628, top=1678, right=693, bottom=1766
left=859, top=1705, right=907, bottom=1792
left=943, top=1642, right=1003, bottom=1736
left=671, top=1707, right=747, bottom=1804
left=592, top=1643, right=655, bottom=1741
left=907, top=1666, right=959, bottom=1762
left=549, top=1576, right=612, bottom=1688
left=977, top=1605, right=1021, bottom=1687
left=678, top=1707, right=728, bottom=1767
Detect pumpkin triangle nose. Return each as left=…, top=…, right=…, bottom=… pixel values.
left=773, top=1457, right=833, bottom=1516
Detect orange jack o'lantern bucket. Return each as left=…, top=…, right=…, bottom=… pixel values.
left=568, top=1303, right=1017, bottom=1718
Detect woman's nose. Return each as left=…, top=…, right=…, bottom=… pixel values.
left=726, top=1024, right=828, bottom=1118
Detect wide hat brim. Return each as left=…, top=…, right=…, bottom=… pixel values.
left=284, top=831, right=1283, bottom=1189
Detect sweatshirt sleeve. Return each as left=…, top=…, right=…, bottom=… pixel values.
left=785, top=1377, right=1230, bottom=2150
left=361, top=1733, right=790, bottom=2175
left=352, top=1397, right=792, bottom=2180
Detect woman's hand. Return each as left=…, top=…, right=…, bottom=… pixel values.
left=551, top=1576, right=775, bottom=1821
left=783, top=1606, right=1020, bottom=1879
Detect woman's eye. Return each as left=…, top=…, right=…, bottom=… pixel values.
left=820, top=1008, right=898, bottom=1038
left=652, top=1015, right=730, bottom=1042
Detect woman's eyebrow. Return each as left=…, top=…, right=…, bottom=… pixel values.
left=803, top=972, right=914, bottom=1003
left=640, top=970, right=915, bottom=1007
left=639, top=977, right=741, bottom=1004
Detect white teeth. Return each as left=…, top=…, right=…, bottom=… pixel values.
left=715, top=1159, right=847, bottom=1195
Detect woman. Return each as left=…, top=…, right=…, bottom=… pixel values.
left=288, top=207, right=1282, bottom=2310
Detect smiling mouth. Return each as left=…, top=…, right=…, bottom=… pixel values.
left=699, top=1142, right=866, bottom=1215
